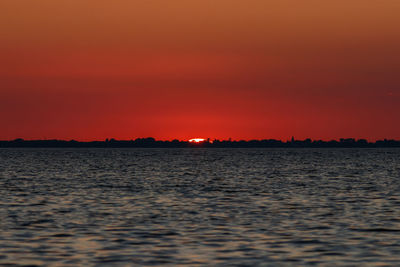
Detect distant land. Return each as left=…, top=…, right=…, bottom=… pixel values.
left=1, top=138, right=400, bottom=148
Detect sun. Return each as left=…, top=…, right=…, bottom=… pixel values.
left=189, top=138, right=206, bottom=143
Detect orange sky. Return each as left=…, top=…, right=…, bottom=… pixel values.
left=1, top=0, right=400, bottom=140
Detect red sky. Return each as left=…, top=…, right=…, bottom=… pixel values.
left=1, top=0, right=400, bottom=141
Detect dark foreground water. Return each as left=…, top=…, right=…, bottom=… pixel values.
left=1, top=148, right=400, bottom=266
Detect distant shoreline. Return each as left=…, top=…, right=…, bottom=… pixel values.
left=1, top=138, right=400, bottom=148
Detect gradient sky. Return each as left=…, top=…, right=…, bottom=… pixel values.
left=1, top=0, right=400, bottom=141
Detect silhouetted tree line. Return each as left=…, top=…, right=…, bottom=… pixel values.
left=1, top=137, right=400, bottom=148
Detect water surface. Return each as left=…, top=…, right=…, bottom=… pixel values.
left=1, top=148, right=400, bottom=266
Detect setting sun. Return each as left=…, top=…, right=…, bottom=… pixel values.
left=189, top=138, right=206, bottom=143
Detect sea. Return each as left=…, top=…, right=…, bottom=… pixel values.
left=1, top=148, right=400, bottom=266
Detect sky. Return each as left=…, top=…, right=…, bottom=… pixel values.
left=1, top=0, right=400, bottom=141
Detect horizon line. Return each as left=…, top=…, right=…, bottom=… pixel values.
left=2, top=137, right=400, bottom=143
